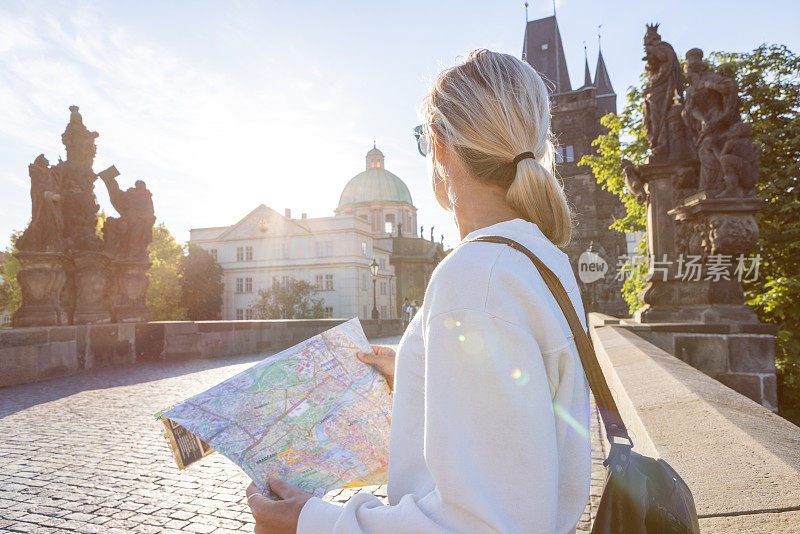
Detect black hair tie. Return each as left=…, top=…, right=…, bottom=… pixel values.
left=513, top=152, right=536, bottom=165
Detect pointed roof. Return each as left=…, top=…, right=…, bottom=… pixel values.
left=522, top=15, right=572, bottom=93
left=582, top=55, right=592, bottom=88
left=594, top=48, right=614, bottom=96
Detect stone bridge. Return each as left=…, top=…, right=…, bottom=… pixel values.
left=1, top=315, right=799, bottom=532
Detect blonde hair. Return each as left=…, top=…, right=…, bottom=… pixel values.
left=420, top=49, right=572, bottom=246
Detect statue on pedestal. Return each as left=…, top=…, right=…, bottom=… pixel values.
left=608, top=26, right=775, bottom=409
left=12, top=106, right=156, bottom=327
left=99, top=167, right=156, bottom=323
left=623, top=27, right=763, bottom=325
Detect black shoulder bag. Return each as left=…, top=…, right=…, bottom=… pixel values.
left=469, top=236, right=700, bottom=534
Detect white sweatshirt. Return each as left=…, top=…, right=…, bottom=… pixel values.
left=298, top=218, right=591, bottom=534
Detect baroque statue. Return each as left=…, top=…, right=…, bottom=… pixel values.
left=16, top=155, right=64, bottom=253
left=683, top=48, right=759, bottom=198
left=12, top=106, right=156, bottom=327
left=624, top=25, right=763, bottom=325
left=100, top=167, right=156, bottom=261
left=642, top=23, right=689, bottom=163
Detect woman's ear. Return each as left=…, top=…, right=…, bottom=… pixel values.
left=430, top=128, right=448, bottom=167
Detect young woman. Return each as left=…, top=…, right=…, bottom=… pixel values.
left=246, top=49, right=591, bottom=534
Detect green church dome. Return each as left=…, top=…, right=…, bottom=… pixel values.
left=337, top=146, right=414, bottom=208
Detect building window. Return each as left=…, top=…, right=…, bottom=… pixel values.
left=361, top=241, right=368, bottom=256
left=323, top=306, right=333, bottom=318
left=245, top=308, right=254, bottom=320
left=235, top=278, right=244, bottom=293
left=245, top=277, right=253, bottom=293
left=245, top=246, right=253, bottom=260
left=541, top=43, right=549, bottom=51
left=236, top=309, right=244, bottom=320
left=282, top=275, right=292, bottom=288
left=270, top=243, right=286, bottom=259
left=236, top=246, right=244, bottom=261
left=565, top=145, right=574, bottom=163
left=272, top=276, right=280, bottom=289
left=381, top=305, right=387, bottom=318
left=324, top=274, right=334, bottom=291
left=209, top=249, right=218, bottom=261
left=556, top=147, right=564, bottom=164
left=362, top=305, right=368, bottom=318
left=315, top=241, right=333, bottom=257
left=361, top=272, right=367, bottom=291
left=380, top=281, right=387, bottom=295
left=315, top=274, right=324, bottom=290
left=379, top=258, right=386, bottom=270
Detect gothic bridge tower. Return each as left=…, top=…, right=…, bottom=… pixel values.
left=523, top=15, right=629, bottom=317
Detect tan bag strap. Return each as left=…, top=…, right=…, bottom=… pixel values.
left=467, top=236, right=632, bottom=444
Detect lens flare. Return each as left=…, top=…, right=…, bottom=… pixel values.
left=511, top=367, right=530, bottom=386
left=457, top=334, right=465, bottom=342
left=552, top=401, right=590, bottom=441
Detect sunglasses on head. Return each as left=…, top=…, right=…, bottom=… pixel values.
left=413, top=124, right=430, bottom=157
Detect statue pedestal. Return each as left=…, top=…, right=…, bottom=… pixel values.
left=111, top=261, right=151, bottom=323
left=12, top=252, right=69, bottom=327
left=637, top=192, right=761, bottom=324
left=72, top=251, right=112, bottom=325
left=630, top=175, right=774, bottom=409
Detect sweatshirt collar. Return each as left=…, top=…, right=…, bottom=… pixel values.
left=458, top=217, right=567, bottom=258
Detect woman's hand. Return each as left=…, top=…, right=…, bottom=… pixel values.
left=246, top=478, right=312, bottom=534
left=357, top=345, right=396, bottom=390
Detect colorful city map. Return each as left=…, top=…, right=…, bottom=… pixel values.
left=156, top=318, right=392, bottom=497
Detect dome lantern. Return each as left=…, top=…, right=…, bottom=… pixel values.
left=366, top=142, right=384, bottom=169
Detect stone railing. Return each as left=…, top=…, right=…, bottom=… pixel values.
left=588, top=313, right=800, bottom=531
left=0, top=318, right=403, bottom=388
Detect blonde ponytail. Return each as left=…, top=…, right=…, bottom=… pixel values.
left=420, top=49, right=573, bottom=246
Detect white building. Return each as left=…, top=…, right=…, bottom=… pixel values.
left=190, top=146, right=418, bottom=321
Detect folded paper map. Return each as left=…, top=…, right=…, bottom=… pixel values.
left=155, top=318, right=392, bottom=497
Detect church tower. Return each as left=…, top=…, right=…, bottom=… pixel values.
left=523, top=15, right=629, bottom=317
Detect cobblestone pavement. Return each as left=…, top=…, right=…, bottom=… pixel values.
left=0, top=336, right=606, bottom=533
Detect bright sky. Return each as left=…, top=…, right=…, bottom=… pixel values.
left=2, top=0, right=799, bottom=250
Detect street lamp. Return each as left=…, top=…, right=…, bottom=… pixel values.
left=370, top=257, right=380, bottom=319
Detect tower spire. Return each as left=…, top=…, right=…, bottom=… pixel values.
left=583, top=41, right=592, bottom=87
left=594, top=34, right=614, bottom=97
left=597, top=24, right=603, bottom=50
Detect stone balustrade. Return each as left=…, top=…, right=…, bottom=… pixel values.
left=0, top=319, right=402, bottom=388
left=589, top=312, right=800, bottom=531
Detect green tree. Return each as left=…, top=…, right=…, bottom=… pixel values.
left=251, top=278, right=325, bottom=319
left=0, top=231, right=23, bottom=316
left=147, top=223, right=187, bottom=321
left=179, top=243, right=223, bottom=320
left=709, top=44, right=800, bottom=424
left=579, top=80, right=650, bottom=313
